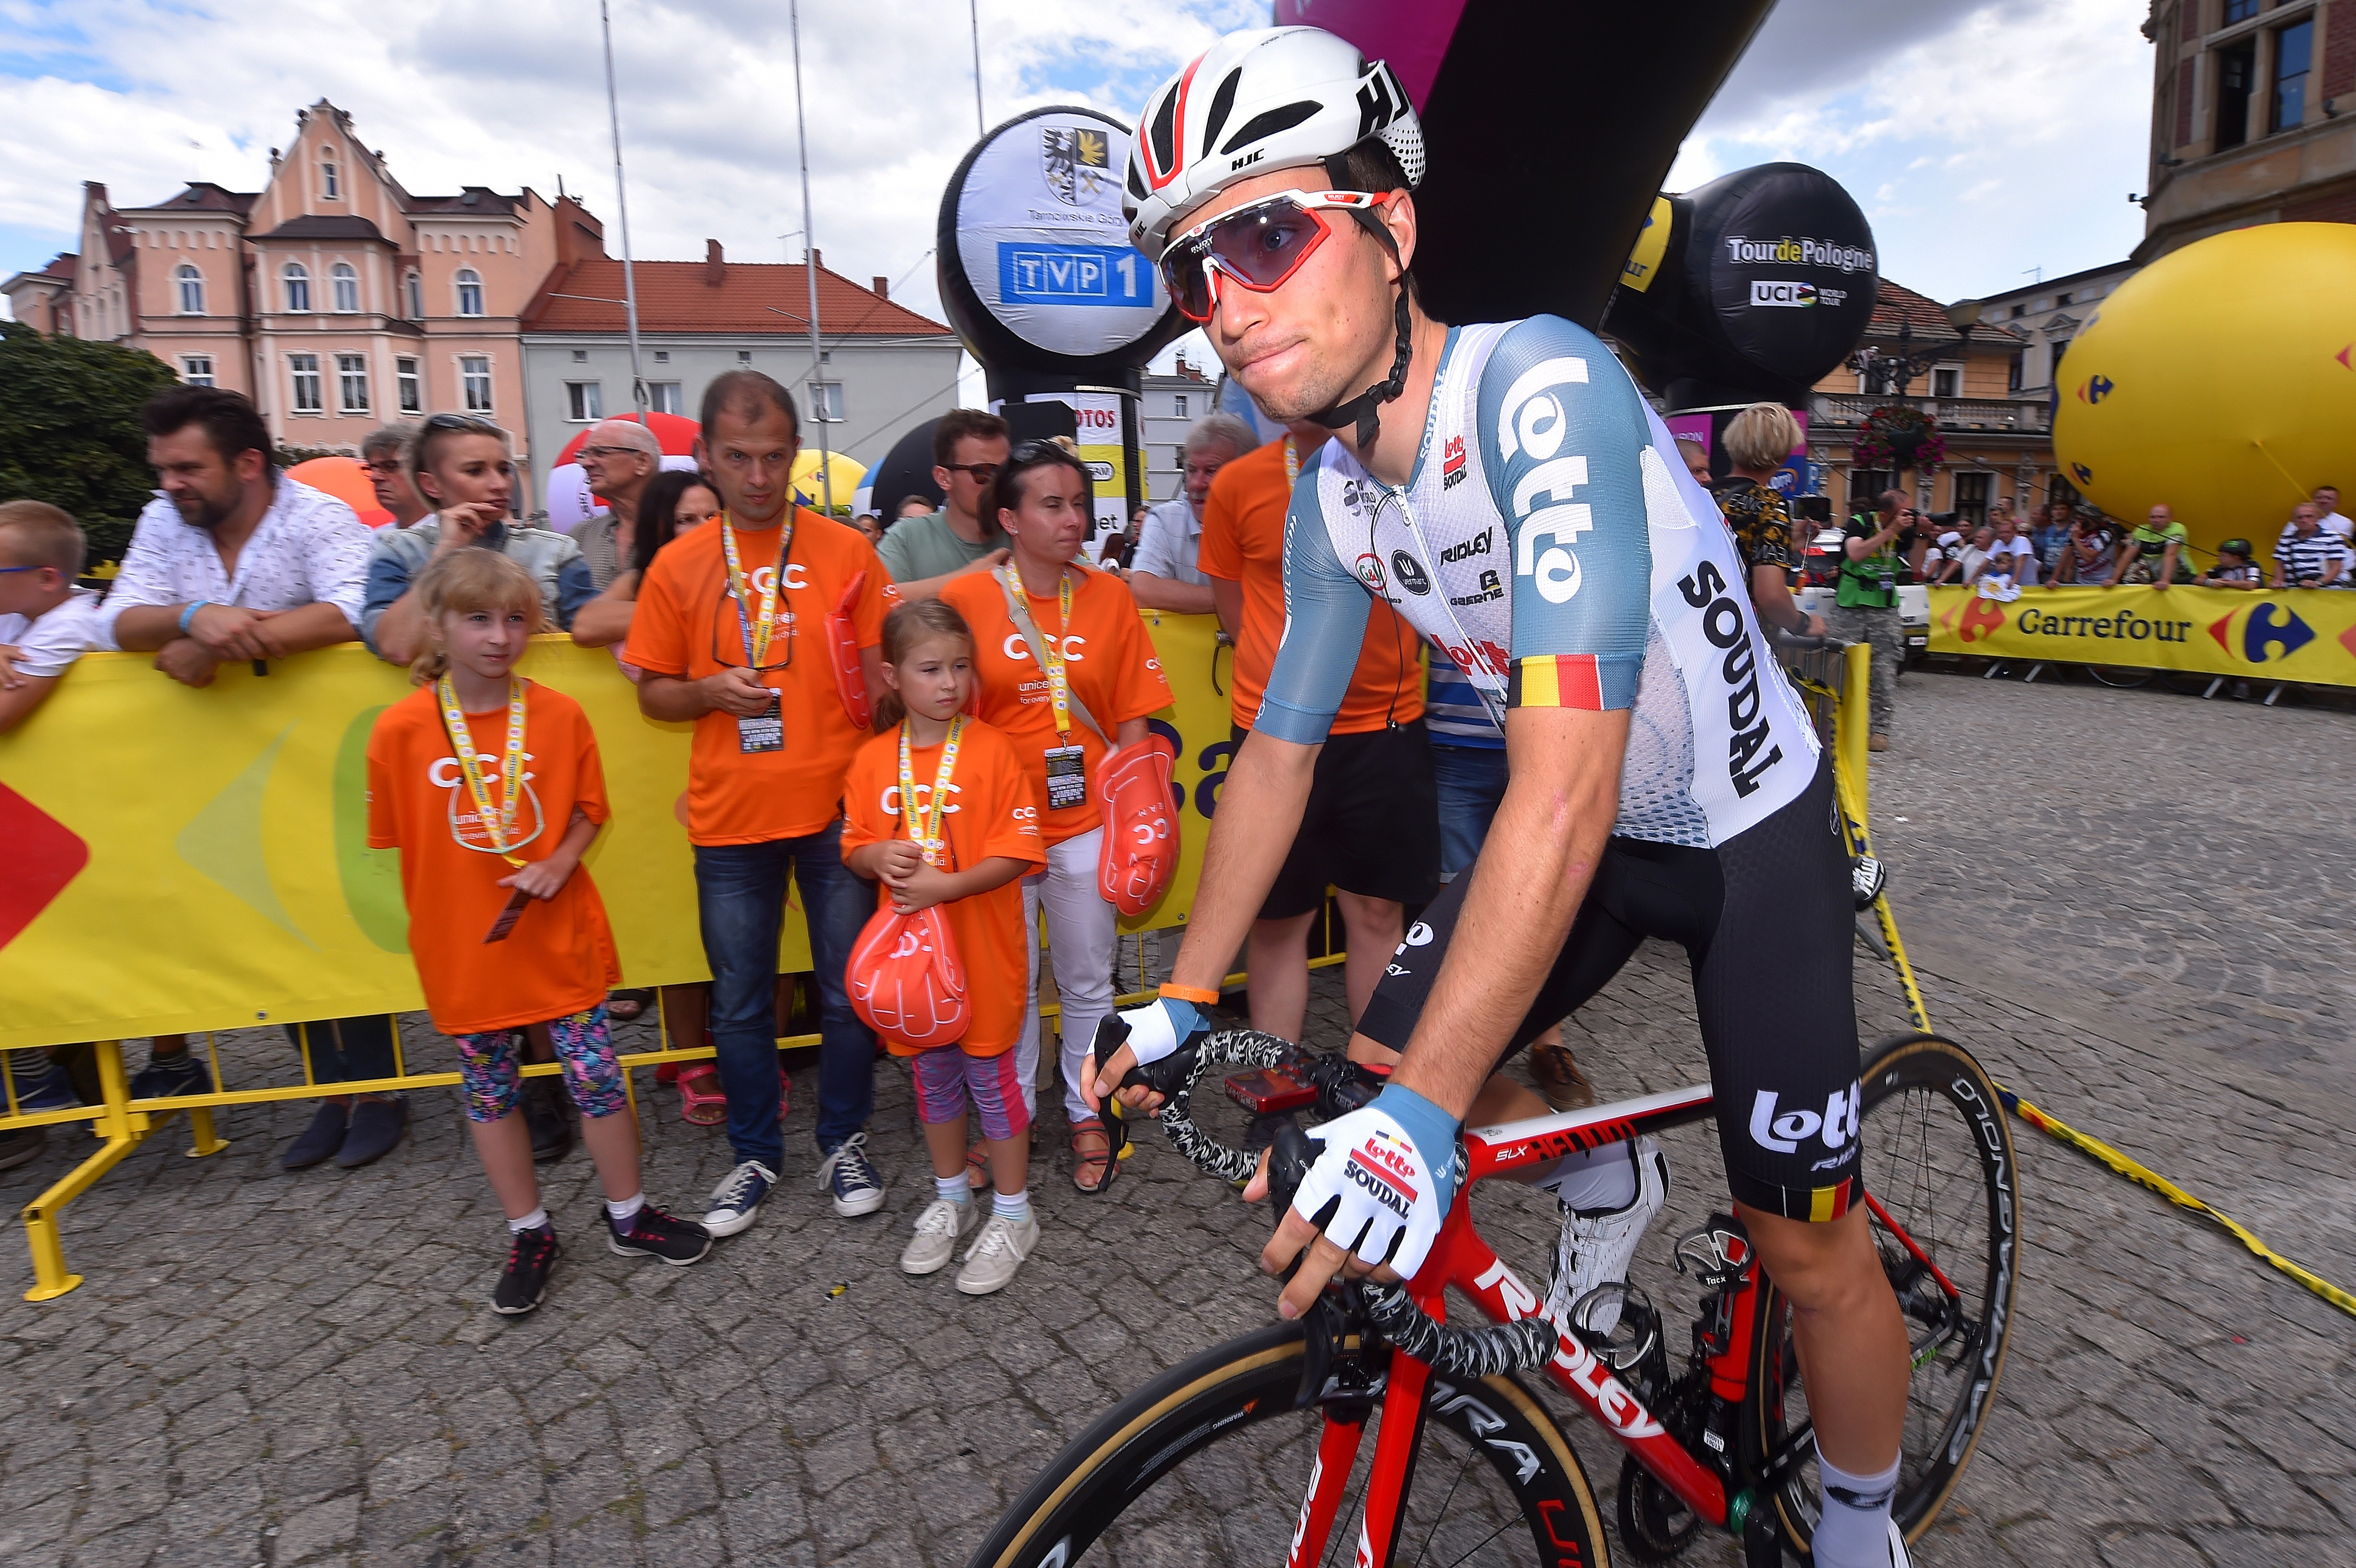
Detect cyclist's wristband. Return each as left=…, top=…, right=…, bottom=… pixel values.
left=179, top=600, right=210, bottom=635
left=1159, top=981, right=1220, bottom=1006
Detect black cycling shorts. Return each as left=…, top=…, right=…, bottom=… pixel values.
left=1238, top=719, right=1442, bottom=920
left=1356, top=757, right=1864, bottom=1222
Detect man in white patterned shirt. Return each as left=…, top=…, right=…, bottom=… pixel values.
left=101, top=387, right=371, bottom=685
left=94, top=387, right=409, bottom=1169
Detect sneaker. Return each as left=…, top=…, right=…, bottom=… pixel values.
left=703, top=1160, right=777, bottom=1238
left=9, top=1055, right=82, bottom=1113
left=900, top=1197, right=979, bottom=1275
left=282, top=1100, right=349, bottom=1170
left=1544, top=1135, right=1670, bottom=1333
left=817, top=1132, right=884, bottom=1217
left=955, top=1212, right=1039, bottom=1296
left=1529, top=1042, right=1597, bottom=1112
left=607, top=1203, right=713, bottom=1266
left=1885, top=1517, right=1914, bottom=1567
left=129, top=1051, right=213, bottom=1101
left=0, top=1125, right=45, bottom=1171
left=492, top=1224, right=560, bottom=1315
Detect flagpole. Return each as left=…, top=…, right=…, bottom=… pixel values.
left=970, top=0, right=986, bottom=137
left=600, top=0, right=647, bottom=417
left=789, top=0, right=833, bottom=516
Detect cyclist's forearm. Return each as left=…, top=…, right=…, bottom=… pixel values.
left=1391, top=707, right=1628, bottom=1123
left=1169, top=730, right=1319, bottom=993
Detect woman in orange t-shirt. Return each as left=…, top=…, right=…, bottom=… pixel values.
left=938, top=442, right=1172, bottom=1193
left=843, top=601, right=1045, bottom=1293
left=366, top=550, right=712, bottom=1316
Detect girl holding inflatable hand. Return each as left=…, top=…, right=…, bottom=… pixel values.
left=939, top=442, right=1174, bottom=1194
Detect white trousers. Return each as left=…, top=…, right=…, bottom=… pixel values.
left=1014, top=827, right=1116, bottom=1124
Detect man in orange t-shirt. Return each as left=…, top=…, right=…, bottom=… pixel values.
left=623, top=371, right=890, bottom=1234
left=1195, top=428, right=1439, bottom=1042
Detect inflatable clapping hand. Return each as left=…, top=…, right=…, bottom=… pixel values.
left=847, top=904, right=968, bottom=1047
left=1095, top=734, right=1178, bottom=917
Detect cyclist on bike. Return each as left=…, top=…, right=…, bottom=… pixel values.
left=1088, top=27, right=1916, bottom=1568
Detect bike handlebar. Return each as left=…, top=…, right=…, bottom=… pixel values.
left=1087, top=1017, right=1562, bottom=1378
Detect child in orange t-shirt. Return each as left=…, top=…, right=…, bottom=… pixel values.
left=841, top=601, right=1046, bottom=1295
left=366, top=550, right=712, bottom=1316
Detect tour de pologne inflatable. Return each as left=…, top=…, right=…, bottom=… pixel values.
left=2053, top=223, right=2356, bottom=559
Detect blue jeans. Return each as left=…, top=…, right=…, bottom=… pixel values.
left=693, top=820, right=877, bottom=1170
left=1431, top=742, right=1508, bottom=882
left=283, top=1016, right=401, bottom=1094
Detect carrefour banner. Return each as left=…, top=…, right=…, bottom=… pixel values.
left=0, top=612, right=1235, bottom=1051
left=1929, top=584, right=2356, bottom=686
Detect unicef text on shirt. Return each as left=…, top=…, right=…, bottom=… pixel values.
left=1721, top=235, right=1876, bottom=274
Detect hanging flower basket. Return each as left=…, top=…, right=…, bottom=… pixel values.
left=1852, top=404, right=1945, bottom=475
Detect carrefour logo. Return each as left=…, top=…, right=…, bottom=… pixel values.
left=2208, top=601, right=2316, bottom=663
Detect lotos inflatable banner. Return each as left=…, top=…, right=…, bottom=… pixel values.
left=0, top=611, right=1241, bottom=1052
left=1929, top=584, right=2356, bottom=686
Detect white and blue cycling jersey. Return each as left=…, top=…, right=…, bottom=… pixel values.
left=1257, top=315, right=1819, bottom=849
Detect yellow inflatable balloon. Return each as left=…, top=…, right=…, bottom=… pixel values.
left=2053, top=222, right=2356, bottom=559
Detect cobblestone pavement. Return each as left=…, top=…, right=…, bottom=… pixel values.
left=5, top=667, right=2355, bottom=1568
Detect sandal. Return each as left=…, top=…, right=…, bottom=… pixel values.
left=966, top=1146, right=991, bottom=1191
left=676, top=1064, right=728, bottom=1126
left=606, top=989, right=652, bottom=1023
left=1070, top=1117, right=1119, bottom=1195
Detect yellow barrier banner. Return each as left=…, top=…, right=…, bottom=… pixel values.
left=0, top=611, right=1236, bottom=1051
left=1928, top=583, right=2356, bottom=686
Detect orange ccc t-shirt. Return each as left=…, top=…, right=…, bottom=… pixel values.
left=839, top=719, right=1046, bottom=1056
left=366, top=680, right=622, bottom=1037
left=938, top=564, right=1173, bottom=847
left=1196, top=436, right=1425, bottom=734
left=623, top=507, right=889, bottom=845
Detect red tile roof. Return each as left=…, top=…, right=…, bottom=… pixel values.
left=523, top=258, right=950, bottom=337
left=1864, top=278, right=2024, bottom=347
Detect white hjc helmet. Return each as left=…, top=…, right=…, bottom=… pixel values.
left=1123, top=26, right=1424, bottom=263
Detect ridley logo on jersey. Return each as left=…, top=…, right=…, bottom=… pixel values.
left=1677, top=559, right=1787, bottom=798
left=1439, top=528, right=1492, bottom=565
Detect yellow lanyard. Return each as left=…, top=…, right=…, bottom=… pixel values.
left=719, top=511, right=794, bottom=668
left=1007, top=562, right=1077, bottom=741
left=896, top=716, right=966, bottom=868
left=436, top=675, right=530, bottom=867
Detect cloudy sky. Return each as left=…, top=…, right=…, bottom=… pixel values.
left=1, top=0, right=2151, bottom=379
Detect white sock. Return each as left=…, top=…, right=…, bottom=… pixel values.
left=604, top=1192, right=644, bottom=1230
left=1535, top=1141, right=1638, bottom=1214
left=936, top=1173, right=971, bottom=1205
left=1812, top=1448, right=1900, bottom=1568
left=991, top=1186, right=1031, bottom=1224
left=507, top=1207, right=550, bottom=1234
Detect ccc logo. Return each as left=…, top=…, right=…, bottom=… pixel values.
left=429, top=754, right=535, bottom=788
left=1003, top=632, right=1088, bottom=663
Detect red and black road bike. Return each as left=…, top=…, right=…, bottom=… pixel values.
left=968, top=1030, right=2018, bottom=1567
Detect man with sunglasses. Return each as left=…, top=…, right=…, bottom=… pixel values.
left=1087, top=27, right=1917, bottom=1568
left=875, top=408, right=1010, bottom=602
left=360, top=424, right=431, bottom=529
left=572, top=416, right=665, bottom=590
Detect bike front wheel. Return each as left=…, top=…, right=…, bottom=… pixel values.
left=1747, top=1032, right=2022, bottom=1551
left=966, top=1320, right=1610, bottom=1568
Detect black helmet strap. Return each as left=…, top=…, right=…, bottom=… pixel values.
left=1308, top=149, right=1414, bottom=454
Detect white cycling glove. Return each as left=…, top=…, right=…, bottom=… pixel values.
left=1106, top=993, right=1206, bottom=1073
left=1286, top=1085, right=1461, bottom=1281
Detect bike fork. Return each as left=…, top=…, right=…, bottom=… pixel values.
left=1284, top=1355, right=1434, bottom=1568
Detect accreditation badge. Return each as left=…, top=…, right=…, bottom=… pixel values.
left=738, top=692, right=784, bottom=754
left=1044, top=743, right=1088, bottom=810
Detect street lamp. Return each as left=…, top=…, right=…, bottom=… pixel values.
left=1849, top=297, right=1984, bottom=398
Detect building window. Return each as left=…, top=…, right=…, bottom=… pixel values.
left=460, top=355, right=492, bottom=412
left=2049, top=339, right=2071, bottom=383
left=405, top=271, right=424, bottom=320
left=176, top=264, right=204, bottom=315
left=2054, top=292, right=2072, bottom=306
left=2048, top=472, right=2083, bottom=512
left=456, top=268, right=483, bottom=316
left=181, top=355, right=215, bottom=386
left=650, top=381, right=684, bottom=414
left=332, top=262, right=359, bottom=313
left=736, top=349, right=752, bottom=365
left=2223, top=0, right=2258, bottom=22
left=566, top=382, right=603, bottom=422
left=1953, top=472, right=1990, bottom=531
left=322, top=160, right=340, bottom=199
left=283, top=262, right=310, bottom=312
left=290, top=353, right=322, bottom=413
left=807, top=381, right=844, bottom=424
left=2007, top=351, right=2024, bottom=392
left=571, top=348, right=588, bottom=363
left=1173, top=394, right=1189, bottom=419
left=1932, top=367, right=1961, bottom=399
left=338, top=354, right=370, bottom=413
left=1848, top=469, right=1892, bottom=518
left=397, top=356, right=421, bottom=414
left=653, top=350, right=670, bottom=364
left=2216, top=38, right=2256, bottom=151
left=2271, top=19, right=2312, bottom=134
left=2008, top=303, right=2026, bottom=319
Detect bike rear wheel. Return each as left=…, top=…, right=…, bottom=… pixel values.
left=1747, top=1032, right=2021, bottom=1552
left=966, top=1320, right=1609, bottom=1568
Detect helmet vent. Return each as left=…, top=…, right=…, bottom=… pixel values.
left=1147, top=83, right=1180, bottom=177
left=1200, top=67, right=1243, bottom=155
left=1220, top=100, right=1321, bottom=157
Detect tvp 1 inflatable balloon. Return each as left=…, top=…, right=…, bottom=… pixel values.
left=2054, top=223, right=2356, bottom=557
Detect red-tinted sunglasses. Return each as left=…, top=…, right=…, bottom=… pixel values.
left=1159, top=190, right=1392, bottom=324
